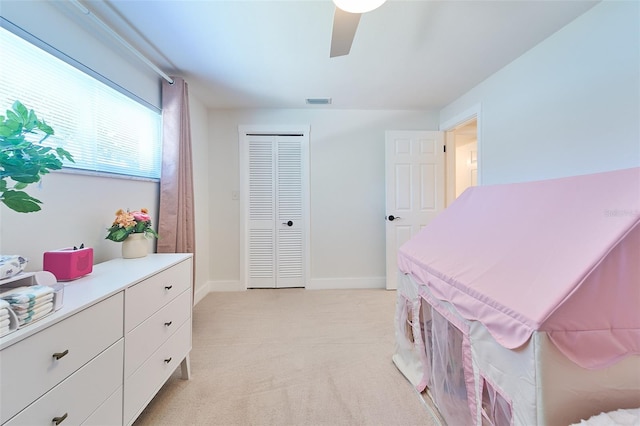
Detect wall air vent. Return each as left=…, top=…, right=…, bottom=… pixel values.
left=305, top=98, right=332, bottom=105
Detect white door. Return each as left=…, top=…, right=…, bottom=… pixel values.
left=240, top=129, right=309, bottom=289
left=385, top=131, right=445, bottom=290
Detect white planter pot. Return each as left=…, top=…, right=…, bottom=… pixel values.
left=122, top=233, right=149, bottom=259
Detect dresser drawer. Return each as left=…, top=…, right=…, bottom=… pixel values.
left=83, top=386, right=122, bottom=426
left=125, top=287, right=191, bottom=378
left=0, top=292, right=124, bottom=424
left=5, top=339, right=123, bottom=426
left=124, top=320, right=191, bottom=424
left=125, top=259, right=191, bottom=332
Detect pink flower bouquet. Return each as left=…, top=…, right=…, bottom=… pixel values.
left=106, top=208, right=159, bottom=242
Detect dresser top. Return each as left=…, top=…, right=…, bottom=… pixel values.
left=0, top=253, right=192, bottom=350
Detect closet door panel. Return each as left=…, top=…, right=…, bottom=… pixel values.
left=247, top=136, right=276, bottom=288
left=275, top=136, right=304, bottom=287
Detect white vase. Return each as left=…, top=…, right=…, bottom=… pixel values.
left=122, top=233, right=149, bottom=259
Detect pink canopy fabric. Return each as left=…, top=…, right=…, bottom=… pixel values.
left=398, top=167, right=640, bottom=369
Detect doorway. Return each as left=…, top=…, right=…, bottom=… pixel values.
left=384, top=111, right=480, bottom=290
left=443, top=114, right=480, bottom=206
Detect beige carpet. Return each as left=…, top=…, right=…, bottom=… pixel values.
left=134, top=288, right=441, bottom=426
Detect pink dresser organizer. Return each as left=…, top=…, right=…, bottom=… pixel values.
left=43, top=247, right=93, bottom=281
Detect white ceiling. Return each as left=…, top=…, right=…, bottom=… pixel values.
left=85, top=0, right=599, bottom=110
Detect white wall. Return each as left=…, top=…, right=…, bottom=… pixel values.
left=440, top=0, right=640, bottom=185
left=455, top=137, right=478, bottom=198
left=188, top=92, right=211, bottom=302
left=208, top=109, right=439, bottom=290
left=0, top=173, right=159, bottom=269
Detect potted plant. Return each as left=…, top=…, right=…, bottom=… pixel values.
left=0, top=101, right=74, bottom=213
left=106, top=208, right=159, bottom=259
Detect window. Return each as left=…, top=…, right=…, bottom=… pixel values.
left=0, top=26, right=162, bottom=179
left=481, top=376, right=513, bottom=426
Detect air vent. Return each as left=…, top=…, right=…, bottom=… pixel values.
left=305, top=98, right=332, bottom=105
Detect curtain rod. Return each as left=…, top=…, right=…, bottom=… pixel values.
left=69, top=0, right=174, bottom=85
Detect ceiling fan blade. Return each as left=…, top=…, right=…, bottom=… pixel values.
left=330, top=8, right=362, bottom=58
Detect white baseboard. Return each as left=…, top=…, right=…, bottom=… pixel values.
left=193, top=282, right=211, bottom=306
left=306, top=276, right=386, bottom=290
left=209, top=280, right=246, bottom=292
left=193, top=280, right=246, bottom=305
left=197, top=278, right=386, bottom=298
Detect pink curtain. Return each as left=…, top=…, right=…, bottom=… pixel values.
left=158, top=77, right=195, bottom=260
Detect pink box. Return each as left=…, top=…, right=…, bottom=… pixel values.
left=43, top=247, right=93, bottom=281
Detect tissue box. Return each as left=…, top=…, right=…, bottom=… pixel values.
left=43, top=247, right=93, bottom=281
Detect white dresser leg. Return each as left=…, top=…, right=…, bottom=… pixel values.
left=180, top=355, right=191, bottom=380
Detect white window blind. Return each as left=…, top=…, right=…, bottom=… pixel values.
left=0, top=26, right=162, bottom=179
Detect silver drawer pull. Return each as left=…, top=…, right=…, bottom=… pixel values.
left=164, top=357, right=172, bottom=364
left=52, top=412, right=68, bottom=425
left=164, top=321, right=173, bottom=327
left=52, top=350, right=69, bottom=360
left=164, top=285, right=173, bottom=290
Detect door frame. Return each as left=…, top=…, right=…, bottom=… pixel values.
left=238, top=125, right=311, bottom=290
left=440, top=104, right=482, bottom=207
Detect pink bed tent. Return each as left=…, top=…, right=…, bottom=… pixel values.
left=393, top=167, right=640, bottom=426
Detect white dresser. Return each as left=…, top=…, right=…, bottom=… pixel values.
left=0, top=253, right=193, bottom=426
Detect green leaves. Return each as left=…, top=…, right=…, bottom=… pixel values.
left=0, top=115, right=21, bottom=138
left=144, top=227, right=159, bottom=239
left=105, top=226, right=158, bottom=242
left=105, top=226, right=132, bottom=243
left=0, top=100, right=74, bottom=213
left=133, top=220, right=147, bottom=233
left=56, top=147, right=74, bottom=162
left=1, top=189, right=42, bottom=213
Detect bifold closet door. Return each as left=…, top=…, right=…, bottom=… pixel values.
left=243, top=133, right=307, bottom=288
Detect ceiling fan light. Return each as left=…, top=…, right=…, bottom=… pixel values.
left=332, top=0, right=386, bottom=14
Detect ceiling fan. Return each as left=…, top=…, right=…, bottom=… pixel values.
left=330, top=0, right=387, bottom=57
